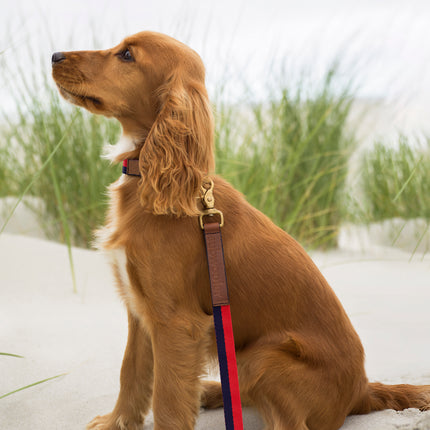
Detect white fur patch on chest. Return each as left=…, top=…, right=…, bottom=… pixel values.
left=103, top=134, right=137, bottom=163
left=95, top=134, right=145, bottom=321
left=108, top=247, right=141, bottom=319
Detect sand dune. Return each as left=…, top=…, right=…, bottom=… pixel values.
left=1, top=231, right=430, bottom=429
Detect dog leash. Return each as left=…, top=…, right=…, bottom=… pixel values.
left=200, top=179, right=244, bottom=430
left=122, top=160, right=243, bottom=429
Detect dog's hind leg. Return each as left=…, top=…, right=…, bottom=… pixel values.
left=236, top=339, right=349, bottom=430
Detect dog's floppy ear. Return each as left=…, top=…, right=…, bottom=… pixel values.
left=138, top=72, right=215, bottom=216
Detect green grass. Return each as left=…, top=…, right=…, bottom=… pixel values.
left=215, top=70, right=355, bottom=248
left=0, top=141, right=8, bottom=197
left=0, top=352, right=24, bottom=358
left=0, top=373, right=67, bottom=400
left=0, top=45, right=355, bottom=250
left=0, top=64, right=120, bottom=248
left=2, top=38, right=429, bottom=252
left=0, top=353, right=66, bottom=400
left=360, top=136, right=430, bottom=221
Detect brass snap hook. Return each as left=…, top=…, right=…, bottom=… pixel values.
left=201, top=178, right=215, bottom=210
left=199, top=178, right=224, bottom=229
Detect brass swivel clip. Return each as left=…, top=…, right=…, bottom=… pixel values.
left=199, top=178, right=224, bottom=229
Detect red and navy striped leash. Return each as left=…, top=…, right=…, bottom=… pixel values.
left=200, top=179, right=244, bottom=430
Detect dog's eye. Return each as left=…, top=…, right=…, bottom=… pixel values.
left=118, top=49, right=134, bottom=62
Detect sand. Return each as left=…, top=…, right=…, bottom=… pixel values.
left=1, top=224, right=430, bottom=429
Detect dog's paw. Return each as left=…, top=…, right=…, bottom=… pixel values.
left=86, top=413, right=144, bottom=430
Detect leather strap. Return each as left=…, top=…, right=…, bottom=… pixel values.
left=122, top=159, right=140, bottom=176
left=202, top=221, right=243, bottom=430
left=203, top=222, right=230, bottom=306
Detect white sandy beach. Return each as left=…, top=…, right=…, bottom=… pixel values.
left=1, top=210, right=430, bottom=429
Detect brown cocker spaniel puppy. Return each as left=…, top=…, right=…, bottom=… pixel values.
left=52, top=31, right=430, bottom=430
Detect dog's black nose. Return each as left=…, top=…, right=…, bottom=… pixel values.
left=51, top=52, right=66, bottom=65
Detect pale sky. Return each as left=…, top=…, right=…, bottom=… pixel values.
left=1, top=0, right=430, bottom=111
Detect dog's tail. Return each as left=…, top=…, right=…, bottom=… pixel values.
left=352, top=382, right=430, bottom=414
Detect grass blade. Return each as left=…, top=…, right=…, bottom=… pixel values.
left=0, top=373, right=67, bottom=400
left=0, top=353, right=24, bottom=358
left=49, top=157, right=77, bottom=293
left=392, top=154, right=424, bottom=203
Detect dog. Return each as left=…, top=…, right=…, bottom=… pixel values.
left=52, top=31, right=430, bottom=430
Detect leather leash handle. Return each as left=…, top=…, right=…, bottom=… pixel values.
left=203, top=222, right=244, bottom=430
left=204, top=222, right=230, bottom=306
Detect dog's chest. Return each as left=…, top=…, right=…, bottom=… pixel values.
left=107, top=247, right=142, bottom=319
left=94, top=180, right=143, bottom=320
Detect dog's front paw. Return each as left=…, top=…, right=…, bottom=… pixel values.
left=86, top=412, right=144, bottom=430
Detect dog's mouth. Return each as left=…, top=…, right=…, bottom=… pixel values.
left=57, top=84, right=102, bottom=108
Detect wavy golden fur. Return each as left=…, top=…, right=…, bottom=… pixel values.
left=52, top=31, right=430, bottom=430
left=139, top=72, right=214, bottom=216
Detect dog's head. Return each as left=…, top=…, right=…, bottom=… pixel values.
left=52, top=31, right=214, bottom=216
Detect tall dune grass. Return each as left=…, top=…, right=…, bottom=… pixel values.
left=0, top=63, right=120, bottom=247
left=0, top=140, right=8, bottom=197
left=4, top=37, right=429, bottom=251
left=361, top=136, right=430, bottom=221
left=0, top=41, right=357, bottom=249
left=216, top=71, right=354, bottom=248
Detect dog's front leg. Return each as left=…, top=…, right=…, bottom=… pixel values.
left=87, top=310, right=153, bottom=430
left=151, top=320, right=207, bottom=430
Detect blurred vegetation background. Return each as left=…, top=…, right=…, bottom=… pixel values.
left=0, top=35, right=429, bottom=251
